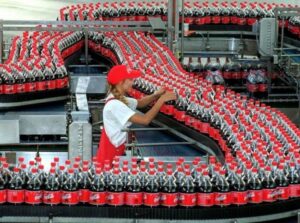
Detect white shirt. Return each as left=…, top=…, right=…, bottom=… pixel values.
left=103, top=93, right=138, bottom=147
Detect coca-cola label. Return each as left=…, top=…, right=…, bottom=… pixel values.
left=197, top=192, right=215, bottom=207
left=179, top=193, right=196, bottom=207
left=79, top=189, right=90, bottom=203
left=43, top=190, right=61, bottom=205
left=175, top=111, right=186, bottom=122
left=143, top=192, right=160, bottom=207
left=232, top=191, right=247, bottom=205
left=277, top=187, right=290, bottom=200
left=289, top=184, right=300, bottom=197
left=89, top=191, right=107, bottom=206
left=164, top=105, right=174, bottom=116
left=46, top=80, right=56, bottom=90
left=201, top=123, right=210, bottom=134
left=107, top=192, right=124, bottom=206
left=161, top=193, right=178, bottom=207
left=4, top=85, right=16, bottom=94
left=36, top=82, right=46, bottom=91
left=7, top=189, right=24, bottom=204
left=247, top=190, right=263, bottom=204
left=215, top=192, right=232, bottom=206
left=16, top=84, right=25, bottom=93
left=262, top=188, right=277, bottom=202
left=25, top=190, right=43, bottom=205
left=0, top=189, right=7, bottom=203
left=61, top=191, right=79, bottom=205
left=125, top=192, right=143, bottom=206
left=24, top=83, right=36, bottom=92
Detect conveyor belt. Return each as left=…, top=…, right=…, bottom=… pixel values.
left=0, top=198, right=299, bottom=222
left=134, top=126, right=205, bottom=157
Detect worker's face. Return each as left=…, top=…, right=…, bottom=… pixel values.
left=122, top=78, right=134, bottom=93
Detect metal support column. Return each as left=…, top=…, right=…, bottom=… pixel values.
left=0, top=19, right=3, bottom=64
left=167, top=0, right=176, bottom=51
left=84, top=30, right=89, bottom=66
left=180, top=0, right=185, bottom=62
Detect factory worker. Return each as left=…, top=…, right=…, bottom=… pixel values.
left=97, top=65, right=177, bottom=166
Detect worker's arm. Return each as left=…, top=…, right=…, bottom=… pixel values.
left=136, top=88, right=165, bottom=108
left=129, top=91, right=176, bottom=125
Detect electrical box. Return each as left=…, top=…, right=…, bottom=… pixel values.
left=259, top=18, right=276, bottom=57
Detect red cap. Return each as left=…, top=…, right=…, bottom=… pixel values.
left=107, top=65, right=142, bottom=85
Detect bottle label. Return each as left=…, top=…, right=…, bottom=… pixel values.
left=277, top=186, right=289, bottom=200
left=175, top=110, right=186, bottom=122
left=247, top=190, right=263, bottom=203
left=161, top=193, right=178, bottom=207
left=0, top=189, right=7, bottom=203
left=25, top=190, right=43, bottom=204
left=201, top=123, right=210, bottom=134
left=125, top=192, right=143, bottom=206
left=163, top=105, right=174, bottom=116
left=4, top=85, right=17, bottom=94
left=43, top=190, right=61, bottom=205
left=79, top=189, right=90, bottom=203
left=46, top=80, right=56, bottom=90
left=7, top=189, right=24, bottom=204
left=16, top=84, right=25, bottom=93
left=89, top=191, right=107, bottom=206
left=36, top=81, right=46, bottom=91
left=56, top=79, right=65, bottom=89
left=232, top=191, right=247, bottom=205
left=262, top=188, right=277, bottom=202
left=197, top=192, right=215, bottom=207
left=25, top=83, right=36, bottom=92
left=289, top=184, right=300, bottom=197
left=143, top=192, right=160, bottom=207
left=107, top=192, right=124, bottom=206
left=179, top=193, right=196, bottom=207
left=61, top=191, right=79, bottom=205
left=215, top=192, right=232, bottom=206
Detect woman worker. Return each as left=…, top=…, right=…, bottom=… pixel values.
left=97, top=65, right=177, bottom=165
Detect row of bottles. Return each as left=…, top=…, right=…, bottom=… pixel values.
left=2, top=155, right=300, bottom=207
left=2, top=30, right=86, bottom=95
left=59, top=1, right=297, bottom=29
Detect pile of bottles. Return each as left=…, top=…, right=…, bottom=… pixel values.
left=59, top=1, right=299, bottom=34
left=1, top=155, right=300, bottom=207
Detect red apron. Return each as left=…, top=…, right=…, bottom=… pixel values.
left=96, top=98, right=126, bottom=166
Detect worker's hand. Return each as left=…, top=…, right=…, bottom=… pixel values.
left=160, top=91, right=177, bottom=102
left=153, top=87, right=166, bottom=98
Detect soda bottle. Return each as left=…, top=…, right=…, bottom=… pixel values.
left=61, top=168, right=79, bottom=205
left=0, top=169, right=6, bottom=204
left=25, top=168, right=43, bottom=205
left=103, top=161, right=112, bottom=186
left=58, top=165, right=66, bottom=185
left=125, top=169, right=143, bottom=206
left=144, top=169, right=160, bottom=207
left=2, top=163, right=11, bottom=187
left=88, top=157, right=98, bottom=180
left=215, top=169, right=232, bottom=206
left=247, top=168, right=263, bottom=204
left=43, top=168, right=61, bottom=205
left=78, top=166, right=91, bottom=203
left=89, top=168, right=107, bottom=206
left=7, top=167, right=24, bottom=204
left=161, top=169, right=178, bottom=207
left=288, top=162, right=300, bottom=197
left=107, top=168, right=124, bottom=206
left=262, top=166, right=277, bottom=202
left=229, top=169, right=247, bottom=205
left=196, top=170, right=215, bottom=207
left=275, top=164, right=290, bottom=200
left=179, top=170, right=196, bottom=207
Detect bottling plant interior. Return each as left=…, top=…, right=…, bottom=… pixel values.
left=0, top=0, right=300, bottom=223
